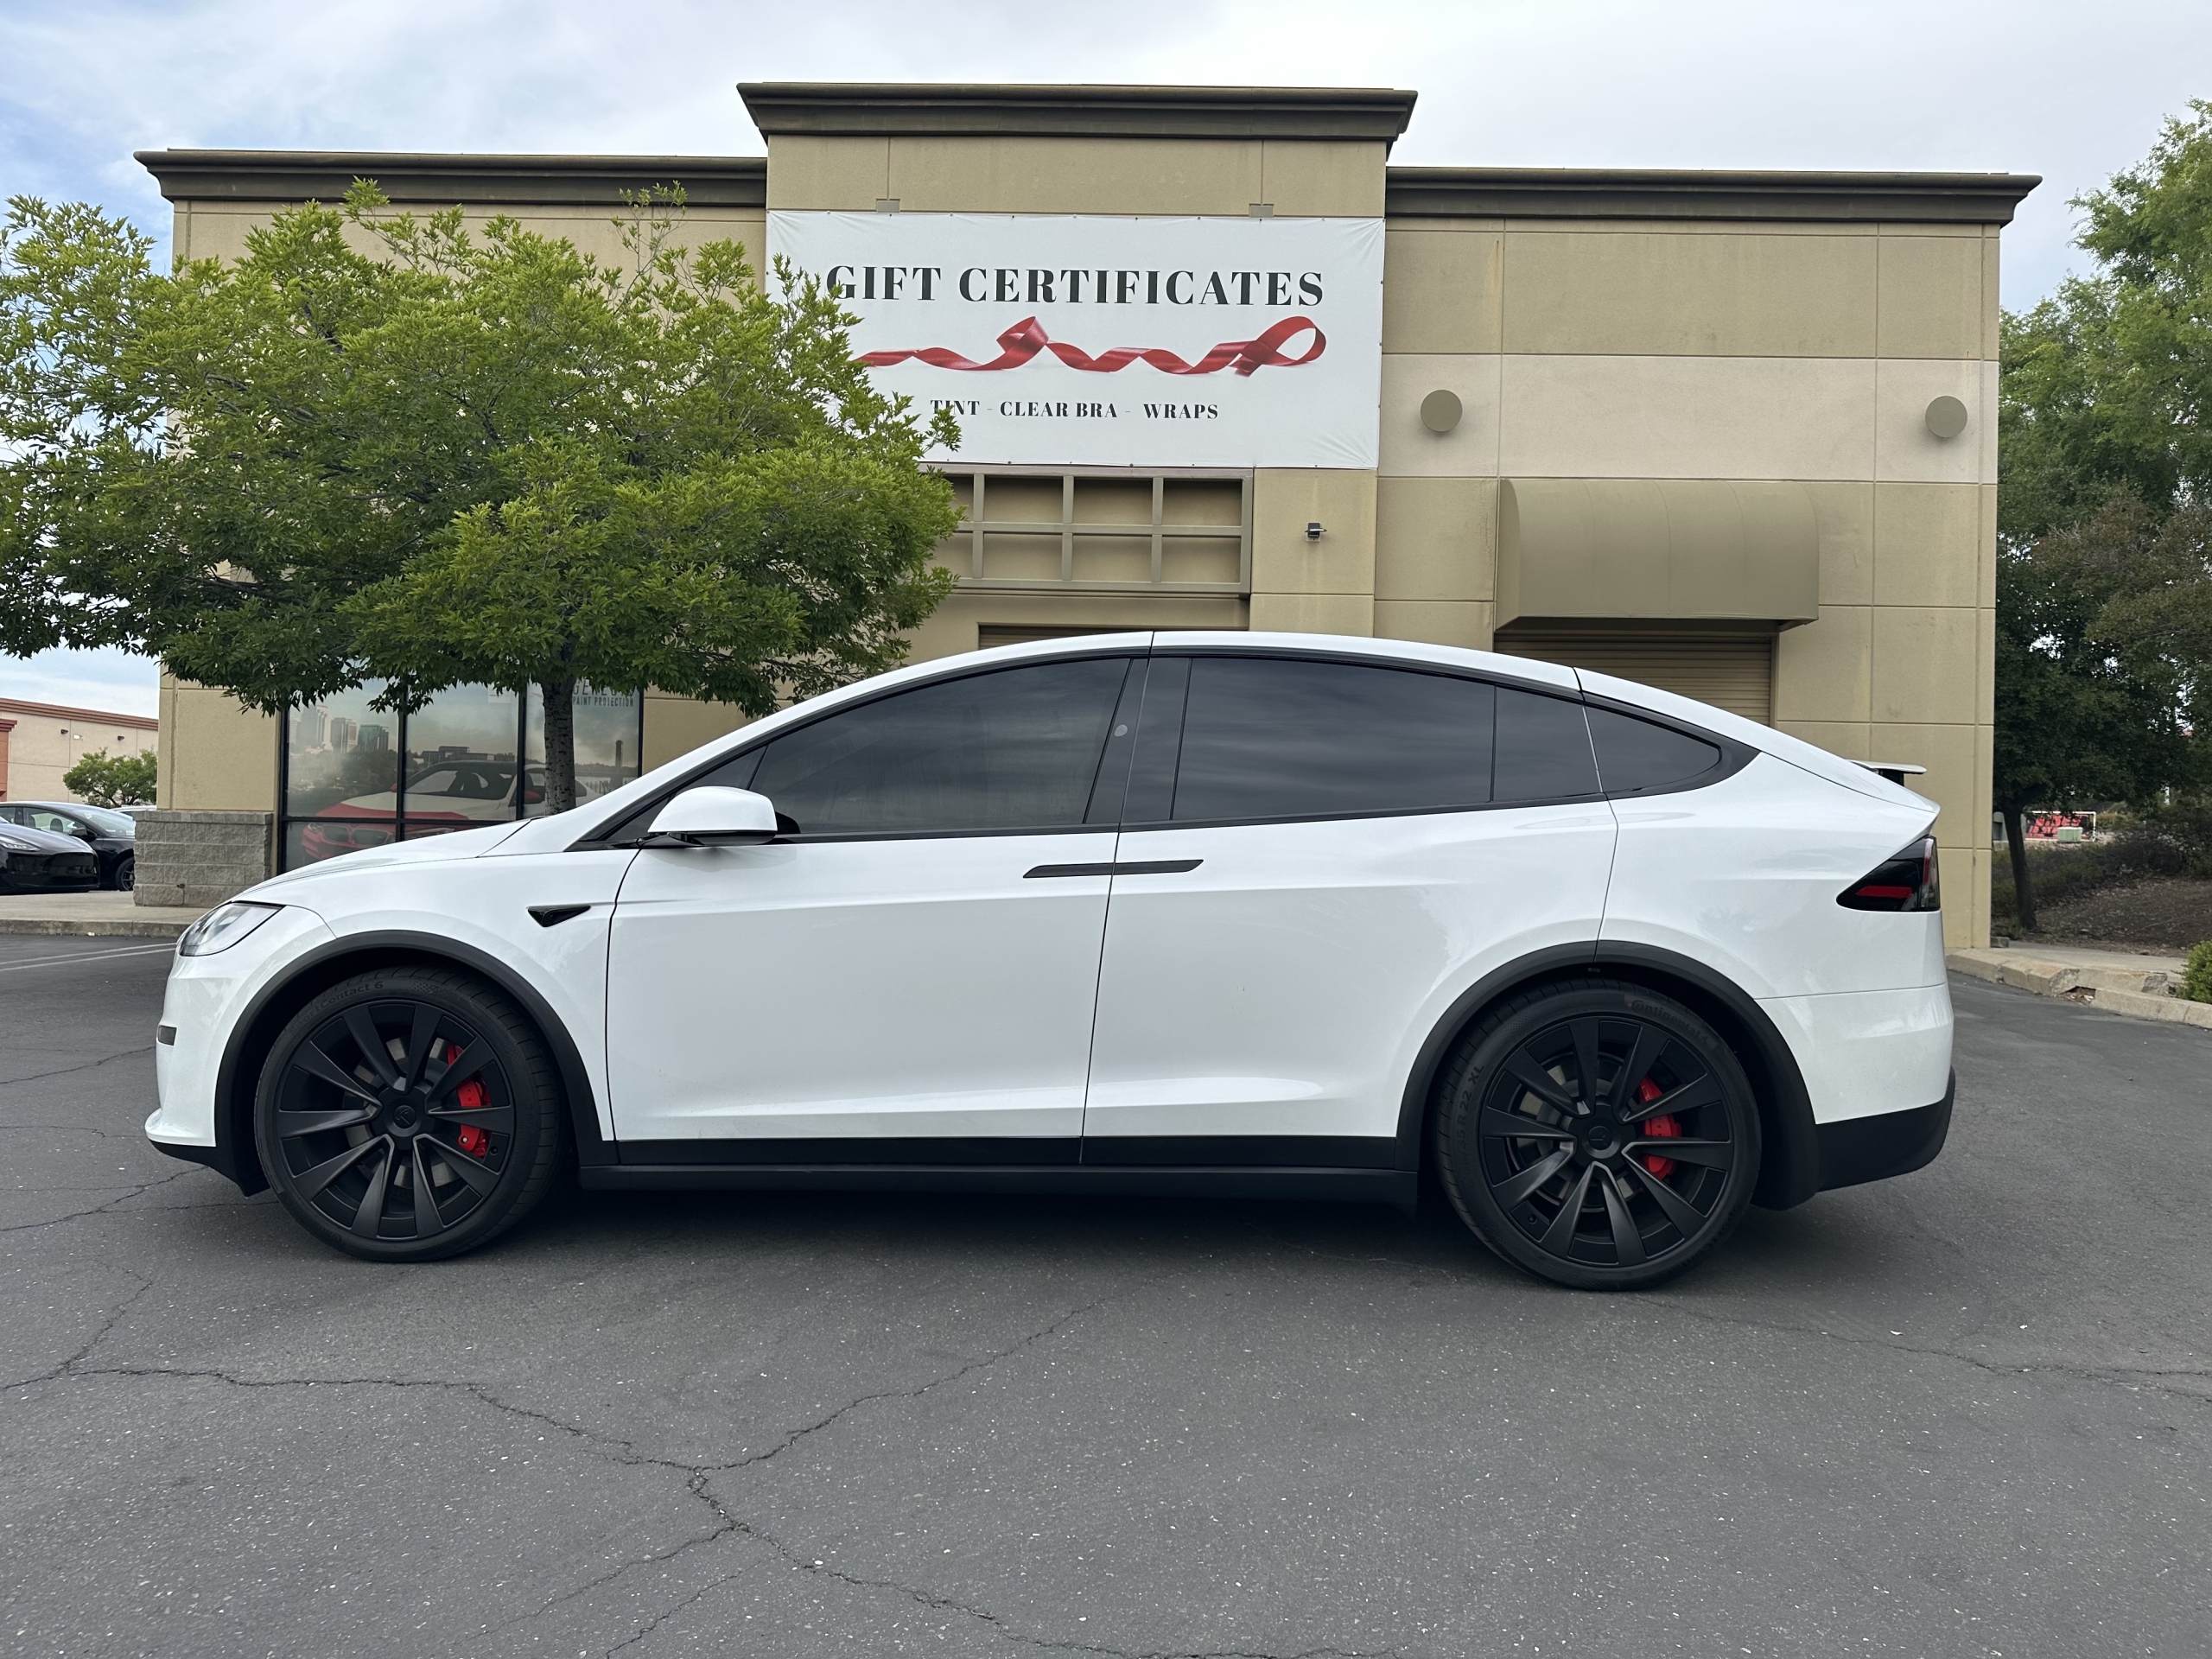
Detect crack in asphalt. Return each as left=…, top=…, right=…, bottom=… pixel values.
left=1641, top=1297, right=2212, bottom=1404
left=5, top=1275, right=153, bottom=1391
left=1242, top=1225, right=2212, bottom=1408
left=13, top=1298, right=1166, bottom=1658
left=489, top=1303, right=1107, bottom=1650
left=0, top=1045, right=156, bottom=1089
left=0, top=1166, right=195, bottom=1233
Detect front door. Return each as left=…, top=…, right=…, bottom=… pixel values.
left=1081, top=652, right=1619, bottom=1163
left=606, top=654, right=1142, bottom=1156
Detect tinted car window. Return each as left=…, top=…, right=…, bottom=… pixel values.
left=69, top=804, right=136, bottom=835
left=1168, top=657, right=1495, bottom=823
left=750, top=658, right=1130, bottom=836
left=1493, top=688, right=1599, bottom=803
left=1586, top=707, right=1725, bottom=794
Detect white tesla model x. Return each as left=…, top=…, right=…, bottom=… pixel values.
left=148, top=632, right=1953, bottom=1289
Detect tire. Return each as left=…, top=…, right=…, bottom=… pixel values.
left=114, top=855, right=134, bottom=893
left=253, top=967, right=568, bottom=1262
left=1431, top=978, right=1760, bottom=1291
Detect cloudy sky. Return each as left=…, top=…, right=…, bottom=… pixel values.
left=3, top=0, right=2206, bottom=715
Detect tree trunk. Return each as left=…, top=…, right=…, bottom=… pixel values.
left=2001, top=804, right=2037, bottom=935
left=541, top=677, right=578, bottom=814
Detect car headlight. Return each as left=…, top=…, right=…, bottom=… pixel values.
left=0, top=832, right=36, bottom=852
left=178, top=900, right=283, bottom=957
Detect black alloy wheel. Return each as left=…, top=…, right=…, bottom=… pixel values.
left=113, top=855, right=134, bottom=893
left=254, top=968, right=566, bottom=1262
left=1432, top=979, right=1759, bottom=1290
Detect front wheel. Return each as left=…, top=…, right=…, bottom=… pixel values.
left=1431, top=979, right=1760, bottom=1290
left=113, top=855, right=134, bottom=893
left=253, top=968, right=567, bottom=1262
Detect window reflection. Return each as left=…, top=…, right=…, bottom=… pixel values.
left=286, top=683, right=399, bottom=827
left=404, top=684, right=536, bottom=828
left=522, top=684, right=643, bottom=816
left=280, top=682, right=642, bottom=868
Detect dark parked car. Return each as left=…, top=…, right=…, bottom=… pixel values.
left=0, top=818, right=100, bottom=894
left=0, top=803, right=136, bottom=890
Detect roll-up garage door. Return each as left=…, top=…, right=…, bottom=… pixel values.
left=1491, top=628, right=1776, bottom=724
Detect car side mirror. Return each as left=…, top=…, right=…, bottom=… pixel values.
left=642, top=786, right=780, bottom=847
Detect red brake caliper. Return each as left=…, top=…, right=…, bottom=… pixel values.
left=1636, top=1077, right=1681, bottom=1179
left=445, top=1042, right=492, bottom=1158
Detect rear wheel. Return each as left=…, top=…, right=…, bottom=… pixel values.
left=1432, top=979, right=1759, bottom=1290
left=253, top=968, right=567, bottom=1262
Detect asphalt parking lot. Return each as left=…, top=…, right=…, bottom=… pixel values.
left=3, top=932, right=2207, bottom=1658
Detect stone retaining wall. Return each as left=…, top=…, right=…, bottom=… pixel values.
left=132, top=810, right=273, bottom=909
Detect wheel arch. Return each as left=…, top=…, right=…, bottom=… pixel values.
left=1394, top=942, right=1820, bottom=1210
left=211, top=931, right=608, bottom=1197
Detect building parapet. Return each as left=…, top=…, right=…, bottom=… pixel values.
left=738, top=82, right=1419, bottom=143
left=1384, top=166, right=2041, bottom=224
left=136, top=150, right=768, bottom=208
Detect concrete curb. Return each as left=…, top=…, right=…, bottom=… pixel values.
left=0, top=917, right=190, bottom=939
left=1948, top=949, right=2212, bottom=1031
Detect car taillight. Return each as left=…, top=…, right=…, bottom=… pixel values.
left=1838, top=836, right=1941, bottom=912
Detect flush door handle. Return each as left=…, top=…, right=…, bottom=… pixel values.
left=1024, top=860, right=1203, bottom=879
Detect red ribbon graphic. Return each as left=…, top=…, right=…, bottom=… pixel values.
left=857, top=314, right=1325, bottom=377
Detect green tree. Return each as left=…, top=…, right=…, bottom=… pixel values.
left=1994, top=102, right=2212, bottom=925
left=60, top=747, right=156, bottom=807
left=1993, top=499, right=2203, bottom=930
left=1, top=188, right=960, bottom=812
left=2000, top=100, right=2212, bottom=545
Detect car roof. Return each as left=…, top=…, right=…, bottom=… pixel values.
left=10, top=801, right=135, bottom=826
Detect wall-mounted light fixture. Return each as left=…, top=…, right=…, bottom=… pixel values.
left=1306, top=522, right=1325, bottom=541
left=1924, top=395, right=1968, bottom=440
left=1420, top=390, right=1463, bottom=434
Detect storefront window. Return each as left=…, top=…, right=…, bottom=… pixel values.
left=285, top=683, right=400, bottom=868
left=281, top=683, right=642, bottom=868
left=404, top=683, right=530, bottom=833
left=523, top=684, right=642, bottom=817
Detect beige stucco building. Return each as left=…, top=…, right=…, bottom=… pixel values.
left=0, top=697, right=157, bottom=804
left=137, top=83, right=2032, bottom=945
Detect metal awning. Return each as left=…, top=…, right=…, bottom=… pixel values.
left=1498, top=479, right=1822, bottom=627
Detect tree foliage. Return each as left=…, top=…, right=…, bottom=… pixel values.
left=2000, top=100, right=2212, bottom=545
left=61, top=747, right=156, bottom=807
left=1994, top=104, right=2212, bottom=925
left=1992, top=499, right=2207, bottom=928
left=1, top=187, right=961, bottom=810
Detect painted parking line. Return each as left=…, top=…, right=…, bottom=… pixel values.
left=0, top=943, right=176, bottom=975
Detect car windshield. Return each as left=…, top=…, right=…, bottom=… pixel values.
left=69, top=805, right=137, bottom=835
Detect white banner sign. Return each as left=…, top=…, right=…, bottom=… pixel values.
left=767, top=212, right=1383, bottom=469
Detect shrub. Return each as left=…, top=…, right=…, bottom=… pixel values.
left=60, top=747, right=156, bottom=807
left=2183, top=942, right=2212, bottom=1004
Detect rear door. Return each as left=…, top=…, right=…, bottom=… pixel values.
left=1081, top=652, right=1618, bottom=1165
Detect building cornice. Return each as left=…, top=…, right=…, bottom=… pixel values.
left=738, top=82, right=1418, bottom=143
left=0, top=697, right=158, bottom=728
left=1385, top=166, right=2041, bottom=225
left=135, top=150, right=767, bottom=208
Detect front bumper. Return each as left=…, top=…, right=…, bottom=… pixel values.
left=145, top=904, right=336, bottom=1176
